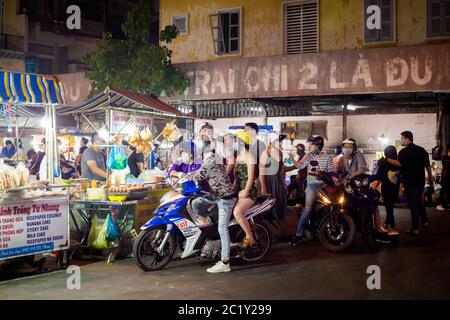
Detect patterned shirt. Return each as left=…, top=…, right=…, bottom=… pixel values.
left=296, top=152, right=334, bottom=184
left=185, top=153, right=236, bottom=199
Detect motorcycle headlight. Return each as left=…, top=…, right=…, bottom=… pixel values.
left=318, top=192, right=332, bottom=205
left=338, top=195, right=345, bottom=205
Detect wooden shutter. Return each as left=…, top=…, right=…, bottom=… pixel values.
left=284, top=1, right=318, bottom=54
left=209, top=14, right=226, bottom=55
left=380, top=0, right=394, bottom=41
left=428, top=0, right=443, bottom=37
left=444, top=0, right=450, bottom=35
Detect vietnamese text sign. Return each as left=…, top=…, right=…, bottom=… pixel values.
left=167, top=44, right=450, bottom=100
left=0, top=197, right=70, bottom=260
left=112, top=111, right=154, bottom=133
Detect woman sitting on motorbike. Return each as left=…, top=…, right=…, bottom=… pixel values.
left=334, top=138, right=368, bottom=180
left=289, top=135, right=334, bottom=246
left=232, top=131, right=259, bottom=249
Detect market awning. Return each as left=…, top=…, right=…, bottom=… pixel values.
left=0, top=70, right=65, bottom=106
left=58, top=87, right=182, bottom=117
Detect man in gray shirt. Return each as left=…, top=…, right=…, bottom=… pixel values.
left=81, top=133, right=107, bottom=181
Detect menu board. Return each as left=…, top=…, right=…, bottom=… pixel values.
left=0, top=197, right=70, bottom=260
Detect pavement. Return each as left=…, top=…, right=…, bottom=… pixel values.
left=1, top=207, right=450, bottom=300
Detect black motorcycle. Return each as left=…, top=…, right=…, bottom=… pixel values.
left=342, top=174, right=382, bottom=250
left=306, top=161, right=356, bottom=252
left=306, top=161, right=382, bottom=252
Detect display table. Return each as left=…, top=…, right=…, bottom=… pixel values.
left=69, top=199, right=138, bottom=263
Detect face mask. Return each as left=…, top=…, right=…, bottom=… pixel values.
left=181, top=152, right=190, bottom=164
left=400, top=141, right=407, bottom=147
left=98, top=146, right=105, bottom=152
left=310, top=148, right=319, bottom=156
left=343, top=148, right=353, bottom=156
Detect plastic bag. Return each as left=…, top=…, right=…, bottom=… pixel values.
left=87, top=214, right=99, bottom=248
left=105, top=213, right=120, bottom=242
left=91, top=217, right=109, bottom=249
left=107, top=145, right=128, bottom=170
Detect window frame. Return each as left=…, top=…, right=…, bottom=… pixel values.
left=173, top=13, right=189, bottom=36
left=363, top=0, right=397, bottom=45
left=426, top=0, right=450, bottom=39
left=282, top=0, right=320, bottom=55
left=215, top=7, right=242, bottom=57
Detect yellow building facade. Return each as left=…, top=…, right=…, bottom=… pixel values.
left=0, top=0, right=26, bottom=72
left=160, top=0, right=446, bottom=64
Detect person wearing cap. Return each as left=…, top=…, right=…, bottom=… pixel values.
left=199, top=122, right=214, bottom=141
left=81, top=132, right=107, bottom=181
left=184, top=139, right=237, bottom=273
left=386, top=131, right=433, bottom=235
left=290, top=135, right=334, bottom=246
left=335, top=138, right=368, bottom=180
left=0, top=140, right=16, bottom=159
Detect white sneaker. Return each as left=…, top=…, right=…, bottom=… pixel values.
left=207, top=261, right=231, bottom=273
left=436, top=204, right=447, bottom=211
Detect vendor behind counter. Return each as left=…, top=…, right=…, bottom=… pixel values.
left=81, top=133, right=107, bottom=182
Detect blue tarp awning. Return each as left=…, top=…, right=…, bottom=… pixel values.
left=0, top=70, right=65, bottom=106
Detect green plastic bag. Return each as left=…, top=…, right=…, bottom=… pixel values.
left=92, top=218, right=109, bottom=250
left=87, top=215, right=99, bottom=248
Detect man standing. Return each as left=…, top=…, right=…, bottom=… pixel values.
left=185, top=139, right=237, bottom=273
left=387, top=131, right=433, bottom=235
left=244, top=123, right=266, bottom=166
left=81, top=133, right=107, bottom=181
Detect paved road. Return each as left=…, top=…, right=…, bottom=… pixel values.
left=1, top=208, right=450, bottom=300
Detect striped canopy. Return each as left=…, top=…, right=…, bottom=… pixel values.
left=0, top=70, right=65, bottom=106
left=58, top=87, right=181, bottom=117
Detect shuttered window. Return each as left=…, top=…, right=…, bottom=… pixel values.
left=427, top=0, right=450, bottom=37
left=173, top=14, right=188, bottom=35
left=364, top=0, right=395, bottom=43
left=209, top=8, right=241, bottom=55
left=283, top=1, right=318, bottom=54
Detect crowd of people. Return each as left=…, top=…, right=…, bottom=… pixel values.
left=1, top=124, right=448, bottom=274
left=162, top=124, right=448, bottom=273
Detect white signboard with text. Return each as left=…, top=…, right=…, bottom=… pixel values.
left=0, top=197, right=70, bottom=260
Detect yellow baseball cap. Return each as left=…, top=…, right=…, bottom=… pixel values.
left=234, top=130, right=251, bottom=145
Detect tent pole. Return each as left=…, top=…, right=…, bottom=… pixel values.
left=14, top=106, right=19, bottom=162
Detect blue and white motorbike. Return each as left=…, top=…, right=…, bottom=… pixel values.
left=133, top=179, right=275, bottom=271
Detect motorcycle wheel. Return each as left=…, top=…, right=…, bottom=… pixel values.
left=236, top=221, right=273, bottom=263
left=319, top=212, right=355, bottom=252
left=360, top=206, right=379, bottom=251
left=133, top=226, right=176, bottom=271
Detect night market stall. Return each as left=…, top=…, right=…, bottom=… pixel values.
left=57, top=87, right=184, bottom=262
left=0, top=70, right=69, bottom=269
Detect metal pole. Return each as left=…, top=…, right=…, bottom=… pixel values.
left=342, top=102, right=348, bottom=140
left=14, top=106, right=19, bottom=162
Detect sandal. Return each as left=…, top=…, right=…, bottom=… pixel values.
left=239, top=237, right=256, bottom=249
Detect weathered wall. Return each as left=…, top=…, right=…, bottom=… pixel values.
left=0, top=58, right=25, bottom=72
left=4, top=0, right=26, bottom=36
left=160, top=0, right=435, bottom=64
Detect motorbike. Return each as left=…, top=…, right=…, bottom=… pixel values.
left=306, top=161, right=356, bottom=252
left=133, top=179, right=275, bottom=271
left=306, top=161, right=381, bottom=252
left=342, top=174, right=382, bottom=250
